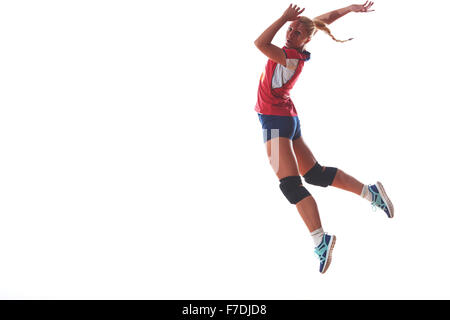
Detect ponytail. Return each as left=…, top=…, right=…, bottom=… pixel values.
left=312, top=19, right=353, bottom=43
left=295, top=16, right=353, bottom=43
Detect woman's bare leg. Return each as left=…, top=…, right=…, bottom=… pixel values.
left=265, top=137, right=322, bottom=232
left=292, top=137, right=364, bottom=195
left=331, top=169, right=364, bottom=195
left=295, top=196, right=321, bottom=232
left=291, top=136, right=317, bottom=176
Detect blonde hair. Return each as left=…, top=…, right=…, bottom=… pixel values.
left=296, top=16, right=353, bottom=43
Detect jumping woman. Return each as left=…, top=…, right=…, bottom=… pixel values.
left=254, top=1, right=393, bottom=274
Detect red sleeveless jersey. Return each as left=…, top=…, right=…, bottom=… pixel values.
left=255, top=47, right=311, bottom=116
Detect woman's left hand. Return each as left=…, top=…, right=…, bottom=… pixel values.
left=350, top=1, right=375, bottom=13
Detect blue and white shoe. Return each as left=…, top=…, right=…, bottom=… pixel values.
left=314, top=233, right=336, bottom=274
left=368, top=182, right=394, bottom=218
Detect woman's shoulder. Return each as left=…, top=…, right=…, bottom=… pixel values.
left=283, top=46, right=311, bottom=61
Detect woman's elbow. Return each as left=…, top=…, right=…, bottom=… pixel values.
left=254, top=40, right=264, bottom=49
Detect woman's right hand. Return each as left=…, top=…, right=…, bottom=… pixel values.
left=281, top=4, right=305, bottom=21
left=350, top=1, right=375, bottom=13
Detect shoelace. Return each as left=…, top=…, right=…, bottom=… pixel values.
left=314, top=241, right=328, bottom=264
left=370, top=188, right=387, bottom=212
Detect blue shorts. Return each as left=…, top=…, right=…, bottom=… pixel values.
left=258, top=113, right=301, bottom=143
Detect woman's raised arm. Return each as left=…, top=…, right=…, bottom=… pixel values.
left=254, top=4, right=305, bottom=66
left=314, top=1, right=374, bottom=25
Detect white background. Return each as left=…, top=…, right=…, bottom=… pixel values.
left=0, top=0, right=449, bottom=299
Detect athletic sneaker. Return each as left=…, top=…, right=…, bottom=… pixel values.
left=314, top=233, right=336, bottom=274
left=368, top=182, right=394, bottom=218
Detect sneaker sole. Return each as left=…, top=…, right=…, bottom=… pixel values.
left=321, top=236, right=336, bottom=274
left=376, top=181, right=394, bottom=218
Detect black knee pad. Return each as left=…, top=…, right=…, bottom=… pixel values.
left=303, top=162, right=337, bottom=187
left=279, top=176, right=311, bottom=204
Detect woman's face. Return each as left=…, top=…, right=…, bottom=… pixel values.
left=286, top=21, right=311, bottom=49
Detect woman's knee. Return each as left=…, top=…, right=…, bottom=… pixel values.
left=279, top=175, right=311, bottom=204
left=303, top=162, right=338, bottom=187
